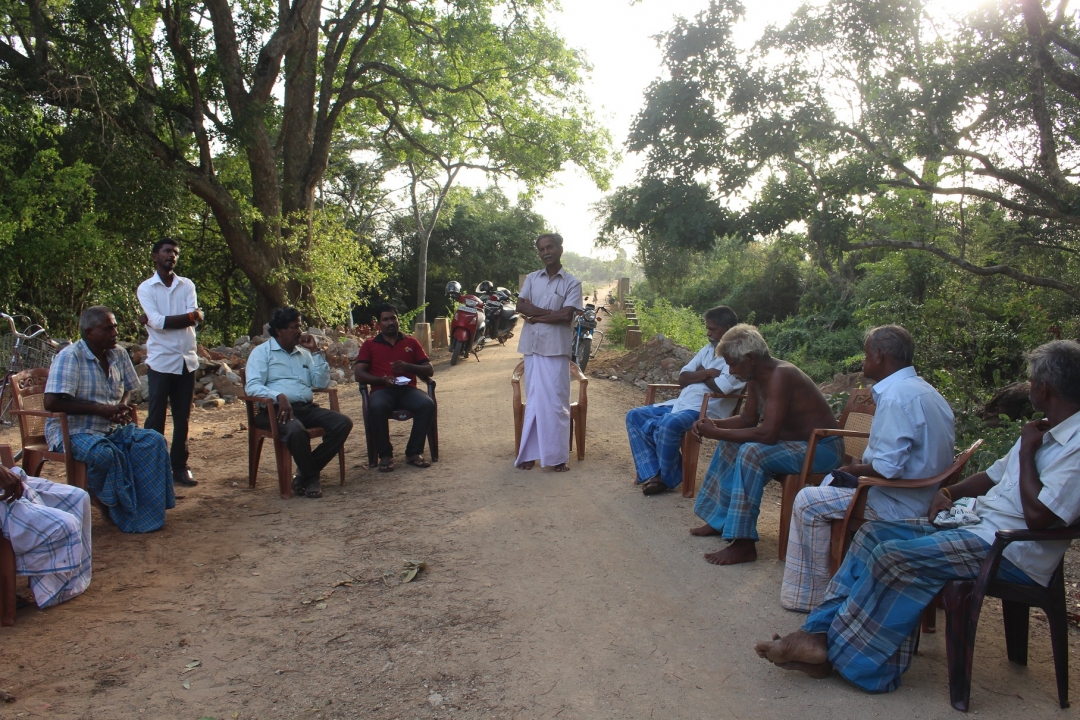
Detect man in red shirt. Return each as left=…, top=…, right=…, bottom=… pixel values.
left=354, top=304, right=435, bottom=472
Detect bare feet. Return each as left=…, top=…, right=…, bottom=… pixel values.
left=517, top=461, right=535, bottom=470
left=704, top=539, right=757, bottom=565
left=552, top=463, right=570, bottom=472
left=689, top=524, right=721, bottom=537
left=754, top=630, right=828, bottom=665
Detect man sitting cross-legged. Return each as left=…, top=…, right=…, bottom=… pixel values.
left=44, top=306, right=174, bottom=533
left=625, top=305, right=744, bottom=496
left=756, top=339, right=1080, bottom=693
left=0, top=462, right=92, bottom=611
left=354, top=303, right=435, bottom=472
left=245, top=307, right=353, bottom=499
left=780, top=325, right=955, bottom=612
left=690, top=324, right=841, bottom=565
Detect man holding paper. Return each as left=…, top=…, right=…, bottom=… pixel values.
left=354, top=303, right=435, bottom=472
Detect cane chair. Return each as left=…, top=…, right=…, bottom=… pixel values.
left=943, top=523, right=1080, bottom=710
left=0, top=444, right=16, bottom=626
left=238, top=370, right=346, bottom=499
left=511, top=361, right=588, bottom=461
left=644, top=384, right=746, bottom=498
left=776, top=388, right=877, bottom=561
left=358, top=378, right=439, bottom=468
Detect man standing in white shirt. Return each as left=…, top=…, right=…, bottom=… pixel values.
left=514, top=233, right=583, bottom=472
left=780, top=324, right=955, bottom=611
left=625, top=306, right=744, bottom=496
left=137, top=238, right=201, bottom=487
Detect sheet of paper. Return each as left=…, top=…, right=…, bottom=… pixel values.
left=394, top=376, right=411, bottom=385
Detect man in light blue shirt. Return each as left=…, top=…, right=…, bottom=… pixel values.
left=781, top=325, right=954, bottom=611
left=625, top=306, right=744, bottom=495
left=245, top=307, right=352, bottom=499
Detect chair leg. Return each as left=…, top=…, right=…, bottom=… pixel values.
left=364, top=417, right=378, bottom=469
left=0, top=537, right=16, bottom=627
left=337, top=446, right=346, bottom=486
left=23, top=451, right=45, bottom=478
left=1001, top=600, right=1030, bottom=665
left=569, top=413, right=575, bottom=454
left=576, top=411, right=586, bottom=461
left=681, top=432, right=699, bottom=499
left=249, top=436, right=263, bottom=488
left=921, top=598, right=938, bottom=634
left=429, top=415, right=439, bottom=463
left=778, top=477, right=797, bottom=561
left=274, top=443, right=293, bottom=500
left=943, top=580, right=976, bottom=712
left=1043, top=589, right=1072, bottom=709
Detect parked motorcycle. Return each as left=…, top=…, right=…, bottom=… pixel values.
left=476, top=281, right=520, bottom=345
left=570, top=303, right=604, bottom=373
left=446, top=281, right=486, bottom=366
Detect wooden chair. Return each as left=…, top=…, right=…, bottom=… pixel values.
left=0, top=444, right=17, bottom=626
left=776, top=388, right=876, bottom=561
left=511, top=361, right=588, bottom=461
left=943, top=523, right=1080, bottom=710
left=238, top=370, right=346, bottom=499
left=644, top=384, right=746, bottom=498
left=358, top=378, right=439, bottom=468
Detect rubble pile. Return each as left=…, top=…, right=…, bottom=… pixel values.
left=119, top=324, right=372, bottom=410
left=589, top=334, right=696, bottom=391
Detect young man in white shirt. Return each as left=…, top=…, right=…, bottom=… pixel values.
left=625, top=306, right=744, bottom=495
left=137, top=238, right=202, bottom=487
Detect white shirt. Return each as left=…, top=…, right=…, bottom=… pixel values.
left=964, top=410, right=1080, bottom=586
left=658, top=342, right=745, bottom=418
left=516, top=267, right=583, bottom=358
left=137, top=273, right=199, bottom=374
left=863, top=366, right=956, bottom=520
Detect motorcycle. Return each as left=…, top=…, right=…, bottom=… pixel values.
left=570, top=303, right=604, bottom=373
left=446, top=281, right=486, bottom=366
left=475, top=281, right=520, bottom=345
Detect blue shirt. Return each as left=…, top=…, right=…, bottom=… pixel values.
left=244, top=338, right=330, bottom=404
left=658, top=342, right=745, bottom=418
left=44, top=340, right=140, bottom=449
left=864, top=366, right=955, bottom=520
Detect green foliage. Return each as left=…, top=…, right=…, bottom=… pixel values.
left=955, top=413, right=1035, bottom=475
left=634, top=299, right=710, bottom=351
left=560, top=249, right=643, bottom=288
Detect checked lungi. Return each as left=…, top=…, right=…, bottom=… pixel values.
left=803, top=519, right=1033, bottom=693
left=515, top=355, right=571, bottom=468
left=694, top=436, right=843, bottom=540
left=626, top=405, right=699, bottom=488
left=66, top=424, right=174, bottom=533
left=781, top=485, right=880, bottom=612
left=0, top=467, right=92, bottom=608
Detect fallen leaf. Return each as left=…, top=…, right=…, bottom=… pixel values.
left=332, top=580, right=353, bottom=588
left=315, top=602, right=327, bottom=610
left=193, top=563, right=205, bottom=567
left=400, top=559, right=428, bottom=583
left=300, top=618, right=314, bottom=623
left=182, top=679, right=190, bottom=689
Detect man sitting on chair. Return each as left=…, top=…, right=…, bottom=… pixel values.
left=354, top=304, right=434, bottom=473
left=44, top=306, right=174, bottom=533
left=781, top=325, right=955, bottom=612
left=756, top=340, right=1080, bottom=694
left=245, top=307, right=353, bottom=499
left=0, top=462, right=92, bottom=611
left=625, top=305, right=744, bottom=496
left=691, top=324, right=841, bottom=565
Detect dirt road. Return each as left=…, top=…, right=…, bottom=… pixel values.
left=0, top=345, right=1075, bottom=719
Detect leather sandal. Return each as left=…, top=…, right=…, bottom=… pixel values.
left=641, top=478, right=669, bottom=496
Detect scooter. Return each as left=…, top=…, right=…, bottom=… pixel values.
left=445, top=281, right=486, bottom=366
left=476, top=281, right=520, bottom=345
left=570, top=303, right=604, bottom=373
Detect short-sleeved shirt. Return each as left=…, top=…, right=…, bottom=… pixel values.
left=862, top=366, right=956, bottom=520
left=658, top=342, right=745, bottom=418
left=44, top=340, right=140, bottom=449
left=244, top=338, right=330, bottom=404
left=137, top=273, right=199, bottom=374
left=516, top=267, right=583, bottom=357
left=964, top=410, right=1080, bottom=586
left=355, top=333, right=430, bottom=394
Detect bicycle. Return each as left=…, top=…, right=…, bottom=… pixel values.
left=0, top=313, right=62, bottom=427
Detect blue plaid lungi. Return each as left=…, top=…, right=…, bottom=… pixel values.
left=694, top=436, right=843, bottom=541
left=626, top=405, right=700, bottom=488
left=0, top=468, right=92, bottom=608
left=65, top=424, right=174, bottom=533
left=803, top=519, right=1033, bottom=693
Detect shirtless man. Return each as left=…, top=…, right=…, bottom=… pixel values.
left=689, top=324, right=840, bottom=565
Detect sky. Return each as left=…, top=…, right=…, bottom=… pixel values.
left=466, top=0, right=989, bottom=259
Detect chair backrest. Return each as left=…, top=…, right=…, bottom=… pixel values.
left=11, top=368, right=50, bottom=446
left=837, top=388, right=876, bottom=462
left=511, top=360, right=588, bottom=407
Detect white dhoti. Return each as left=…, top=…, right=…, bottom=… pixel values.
left=515, top=354, right=571, bottom=468
left=0, top=467, right=92, bottom=608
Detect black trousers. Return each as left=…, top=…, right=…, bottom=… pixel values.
left=144, top=366, right=195, bottom=470
left=367, top=386, right=434, bottom=459
left=253, top=401, right=353, bottom=481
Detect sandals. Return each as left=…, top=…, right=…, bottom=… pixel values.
left=378, top=457, right=395, bottom=473
left=641, top=478, right=668, bottom=495
left=405, top=455, right=431, bottom=469
left=305, top=479, right=322, bottom=499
